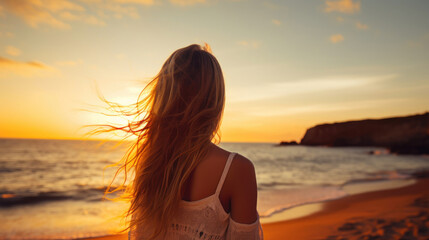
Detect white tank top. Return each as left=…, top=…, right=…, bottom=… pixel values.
left=128, top=152, right=264, bottom=240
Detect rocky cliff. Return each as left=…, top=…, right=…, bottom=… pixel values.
left=300, top=112, right=429, bottom=154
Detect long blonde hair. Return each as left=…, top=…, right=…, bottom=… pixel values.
left=100, top=44, right=225, bottom=238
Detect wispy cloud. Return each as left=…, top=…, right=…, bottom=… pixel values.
left=325, top=0, right=360, bottom=14
left=249, top=98, right=408, bottom=117
left=355, top=21, right=368, bottom=30
left=81, top=0, right=143, bottom=19
left=0, top=0, right=144, bottom=29
left=5, top=46, right=21, bottom=56
left=0, top=0, right=86, bottom=29
left=114, top=0, right=155, bottom=5
left=0, top=56, right=55, bottom=78
left=271, top=19, right=282, bottom=26
left=169, top=0, right=205, bottom=6
left=59, top=11, right=105, bottom=26
left=229, top=74, right=397, bottom=103
left=56, top=60, right=83, bottom=66
left=330, top=34, right=344, bottom=43
left=1, top=0, right=211, bottom=29
left=0, top=57, right=47, bottom=69
left=237, top=40, right=261, bottom=49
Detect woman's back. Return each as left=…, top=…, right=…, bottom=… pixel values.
left=182, top=144, right=258, bottom=223
left=128, top=144, right=263, bottom=239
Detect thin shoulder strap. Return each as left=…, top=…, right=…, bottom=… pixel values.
left=215, top=152, right=236, bottom=195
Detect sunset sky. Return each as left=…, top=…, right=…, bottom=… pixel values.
left=0, top=0, right=428, bottom=142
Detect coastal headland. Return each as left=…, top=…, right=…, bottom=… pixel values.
left=282, top=112, right=429, bottom=154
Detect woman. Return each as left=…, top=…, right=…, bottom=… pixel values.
left=105, top=44, right=263, bottom=239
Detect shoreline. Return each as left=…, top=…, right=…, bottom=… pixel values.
left=260, top=177, right=417, bottom=224
left=263, top=177, right=429, bottom=239
left=81, top=176, right=429, bottom=240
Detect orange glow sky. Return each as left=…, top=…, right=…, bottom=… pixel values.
left=0, top=0, right=428, bottom=142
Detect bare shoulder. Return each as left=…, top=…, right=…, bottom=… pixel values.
left=230, top=154, right=255, bottom=175
left=208, top=144, right=256, bottom=186
left=228, top=153, right=258, bottom=224
left=229, top=153, right=257, bottom=192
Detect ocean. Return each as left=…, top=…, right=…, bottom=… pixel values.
left=1, top=138, right=428, bottom=239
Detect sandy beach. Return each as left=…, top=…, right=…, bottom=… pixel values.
left=81, top=176, right=429, bottom=240
left=263, top=177, right=429, bottom=239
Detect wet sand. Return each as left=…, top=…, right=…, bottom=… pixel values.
left=82, top=178, right=429, bottom=240
left=263, top=177, right=429, bottom=239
